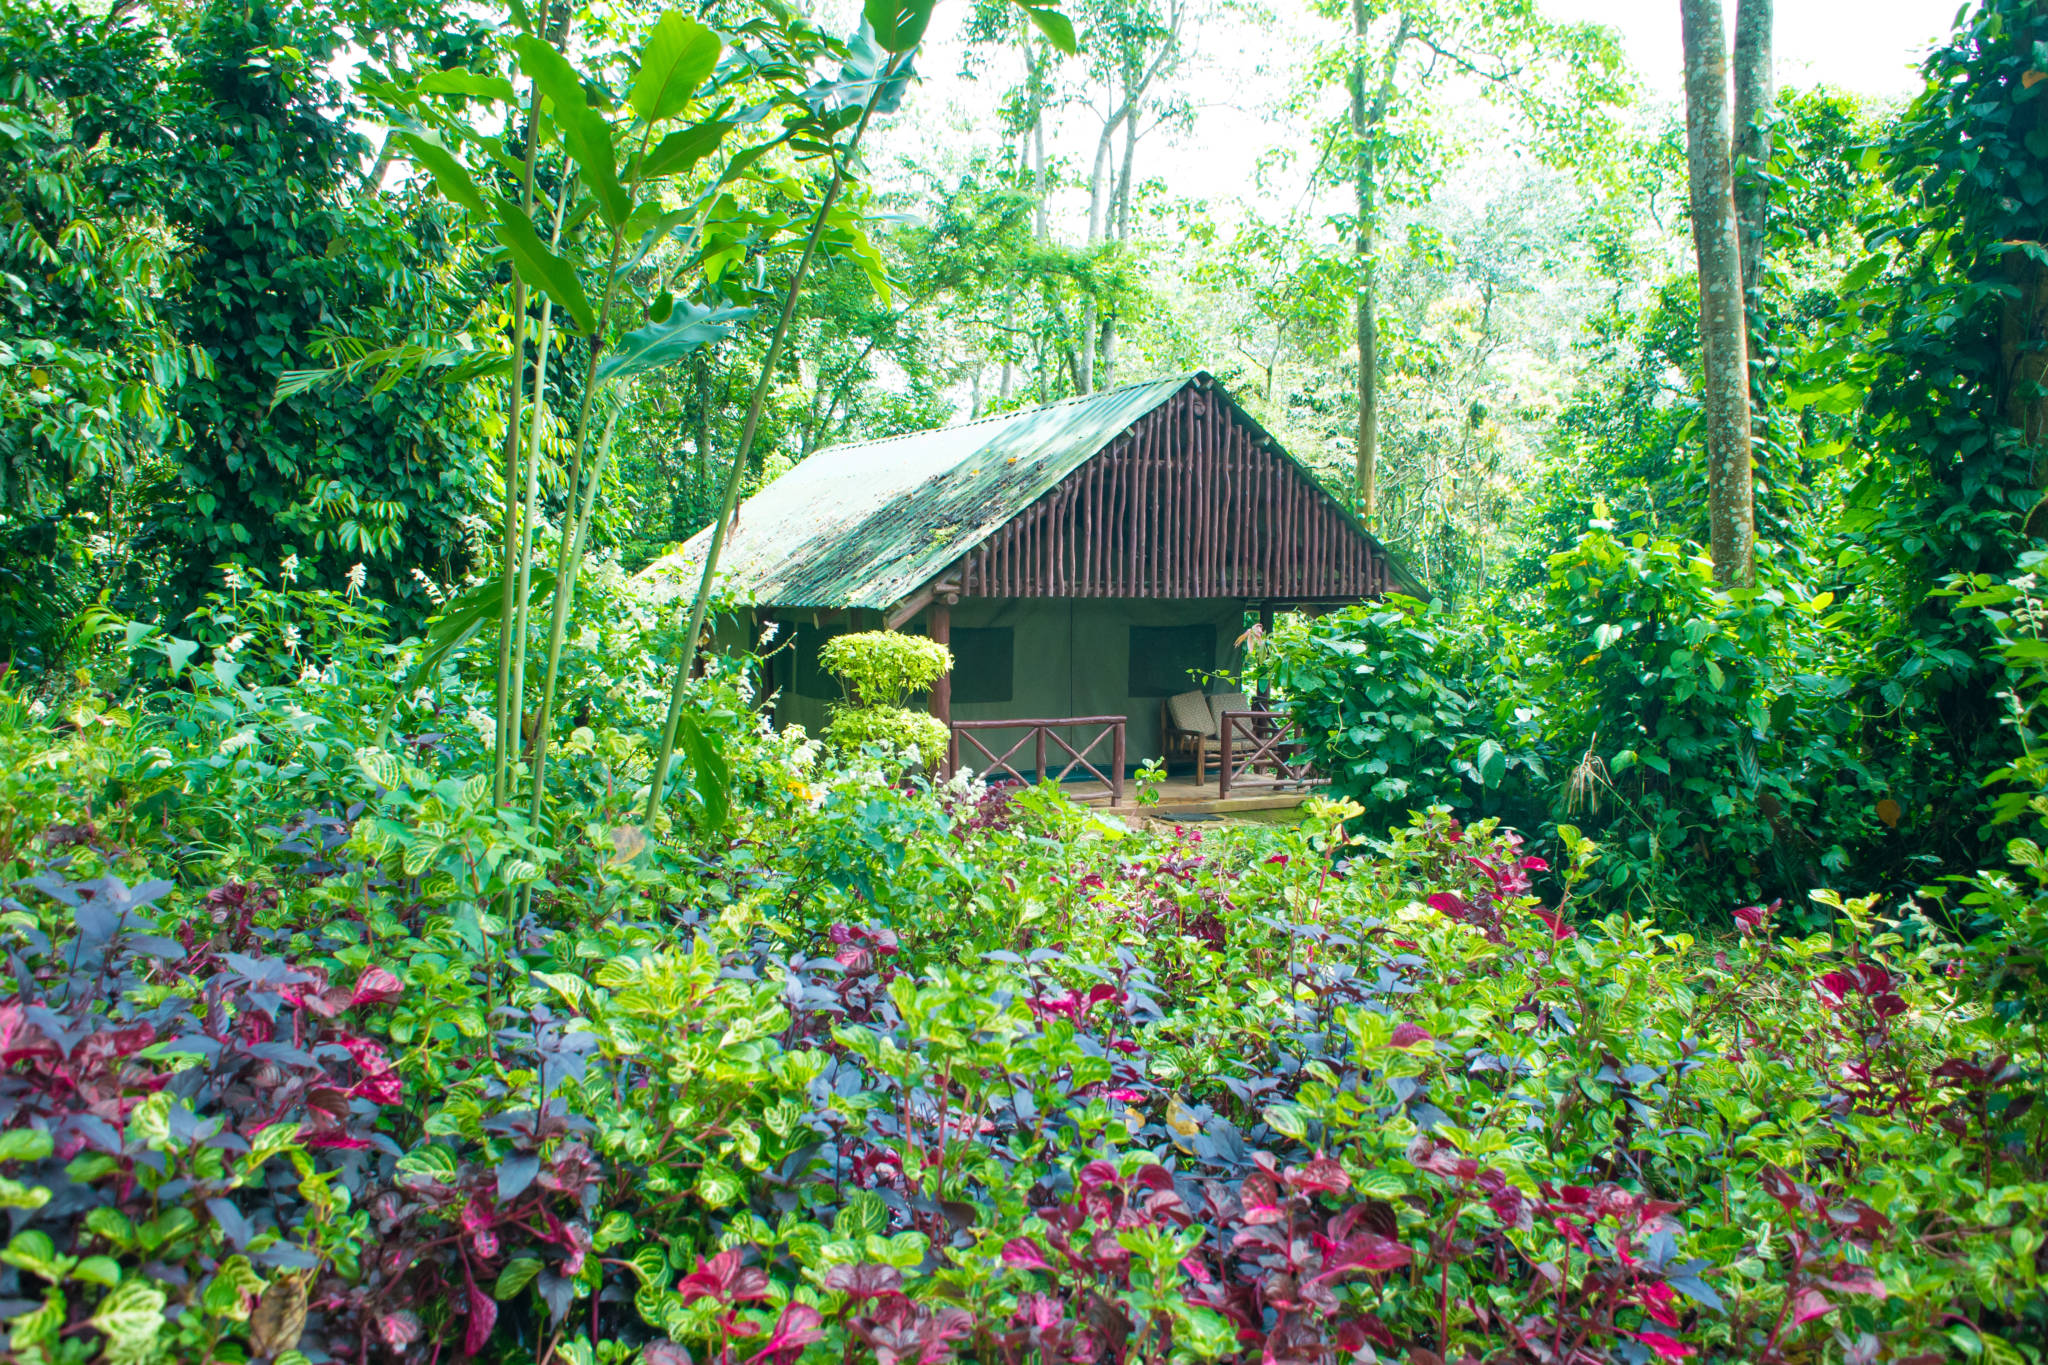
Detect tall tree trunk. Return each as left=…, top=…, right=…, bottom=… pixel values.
left=1351, top=7, right=1409, bottom=520
left=1681, top=0, right=1756, bottom=587
left=1099, top=92, right=1139, bottom=389
left=1732, top=0, right=1772, bottom=321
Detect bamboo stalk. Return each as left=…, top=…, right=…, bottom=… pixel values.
left=645, top=52, right=909, bottom=822
left=491, top=72, right=548, bottom=809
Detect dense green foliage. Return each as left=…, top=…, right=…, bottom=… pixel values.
left=820, top=630, right=956, bottom=764
left=1260, top=532, right=1894, bottom=924
left=1, top=575, right=2044, bottom=1364
left=1262, top=0, right=2048, bottom=925
left=0, top=0, right=501, bottom=652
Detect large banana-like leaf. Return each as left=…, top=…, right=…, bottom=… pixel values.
left=593, top=303, right=754, bottom=384
left=641, top=120, right=732, bottom=180
left=491, top=194, right=598, bottom=334
left=631, top=14, right=722, bottom=124
left=394, top=132, right=489, bottom=216
left=513, top=35, right=632, bottom=230
left=863, top=0, right=936, bottom=54
left=676, top=714, right=731, bottom=834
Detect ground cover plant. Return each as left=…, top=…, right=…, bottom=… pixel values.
left=0, top=568, right=2042, bottom=1365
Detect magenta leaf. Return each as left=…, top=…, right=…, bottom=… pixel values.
left=350, top=965, right=404, bottom=1005
left=1628, top=1330, right=1695, bottom=1360
left=463, top=1280, right=498, bottom=1356
left=823, top=1262, right=905, bottom=1300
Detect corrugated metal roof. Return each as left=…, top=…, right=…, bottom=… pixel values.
left=636, top=369, right=1426, bottom=609
left=638, top=372, right=1197, bottom=611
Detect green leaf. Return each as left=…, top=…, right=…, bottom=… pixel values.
left=628, top=1245, right=667, bottom=1287
left=1016, top=3, right=1077, bottom=53
left=2, top=1231, right=66, bottom=1282
left=202, top=1257, right=267, bottom=1318
left=832, top=1190, right=887, bottom=1240
left=495, top=1257, right=544, bottom=1300
left=642, top=121, right=732, bottom=180
left=6, top=1290, right=64, bottom=1350
left=678, top=713, right=731, bottom=834
left=1839, top=252, right=1886, bottom=294
left=406, top=568, right=557, bottom=691
left=594, top=303, right=754, bottom=384
left=0, top=1177, right=50, bottom=1211
left=630, top=14, right=722, bottom=123
left=90, top=1279, right=166, bottom=1365
left=1261, top=1103, right=1309, bottom=1141
left=394, top=132, right=490, bottom=217
left=162, top=636, right=201, bottom=676
left=695, top=1164, right=744, bottom=1208
left=395, top=1143, right=460, bottom=1188
left=513, top=36, right=632, bottom=230
left=71, top=1256, right=121, bottom=1288
left=1475, top=738, right=1506, bottom=788
left=0, top=1129, right=53, bottom=1163
left=416, top=70, right=519, bottom=104
left=1592, top=623, right=1623, bottom=651
left=865, top=0, right=937, bottom=51
left=492, top=193, right=598, bottom=334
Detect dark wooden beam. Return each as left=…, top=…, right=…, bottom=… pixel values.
left=926, top=596, right=951, bottom=729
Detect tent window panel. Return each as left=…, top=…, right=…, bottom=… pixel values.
left=1128, top=624, right=1217, bottom=698
left=949, top=627, right=1014, bottom=704
left=791, top=625, right=845, bottom=701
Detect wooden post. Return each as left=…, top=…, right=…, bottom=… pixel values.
left=927, top=599, right=952, bottom=726
left=1257, top=601, right=1274, bottom=711
left=1112, top=719, right=1126, bottom=807
left=928, top=598, right=952, bottom=775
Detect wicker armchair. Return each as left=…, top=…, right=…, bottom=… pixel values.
left=1162, top=690, right=1221, bottom=784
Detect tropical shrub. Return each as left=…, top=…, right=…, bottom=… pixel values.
left=1262, top=527, right=1893, bottom=924
left=820, top=631, right=954, bottom=767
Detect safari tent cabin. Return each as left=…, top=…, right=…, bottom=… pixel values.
left=638, top=370, right=1422, bottom=792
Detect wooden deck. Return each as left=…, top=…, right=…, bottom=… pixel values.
left=1117, top=773, right=1321, bottom=818
left=1006, top=772, right=1321, bottom=819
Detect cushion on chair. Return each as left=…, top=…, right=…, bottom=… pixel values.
left=1167, top=690, right=1217, bottom=739
left=1206, top=692, right=1252, bottom=734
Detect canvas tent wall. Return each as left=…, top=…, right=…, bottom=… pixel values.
left=768, top=597, right=1249, bottom=763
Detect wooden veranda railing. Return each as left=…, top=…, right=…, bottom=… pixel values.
left=1218, top=710, right=1317, bottom=797
left=949, top=716, right=1126, bottom=807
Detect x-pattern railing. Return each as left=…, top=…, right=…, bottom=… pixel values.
left=1218, top=710, right=1316, bottom=797
left=949, top=715, right=1126, bottom=806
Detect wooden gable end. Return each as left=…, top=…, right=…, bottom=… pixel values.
left=952, top=380, right=1395, bottom=601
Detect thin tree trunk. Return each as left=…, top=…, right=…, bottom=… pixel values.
left=1681, top=0, right=1756, bottom=587
left=645, top=50, right=910, bottom=821
left=1100, top=92, right=1140, bottom=389
left=1025, top=23, right=1051, bottom=243
left=693, top=354, right=712, bottom=524
left=1351, top=7, right=1409, bottom=521
left=1079, top=75, right=1127, bottom=395
left=1732, top=0, right=1772, bottom=316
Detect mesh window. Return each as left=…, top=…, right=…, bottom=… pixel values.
left=1128, top=624, right=1216, bottom=698
left=791, top=624, right=845, bottom=700
left=948, top=627, right=1014, bottom=704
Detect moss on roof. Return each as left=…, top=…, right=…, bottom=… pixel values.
left=637, top=371, right=1423, bottom=610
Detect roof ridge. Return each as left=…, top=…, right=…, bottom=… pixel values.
left=805, top=370, right=1199, bottom=460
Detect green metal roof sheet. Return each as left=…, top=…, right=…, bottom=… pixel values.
left=637, top=370, right=1425, bottom=610
left=639, top=373, right=1196, bottom=611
